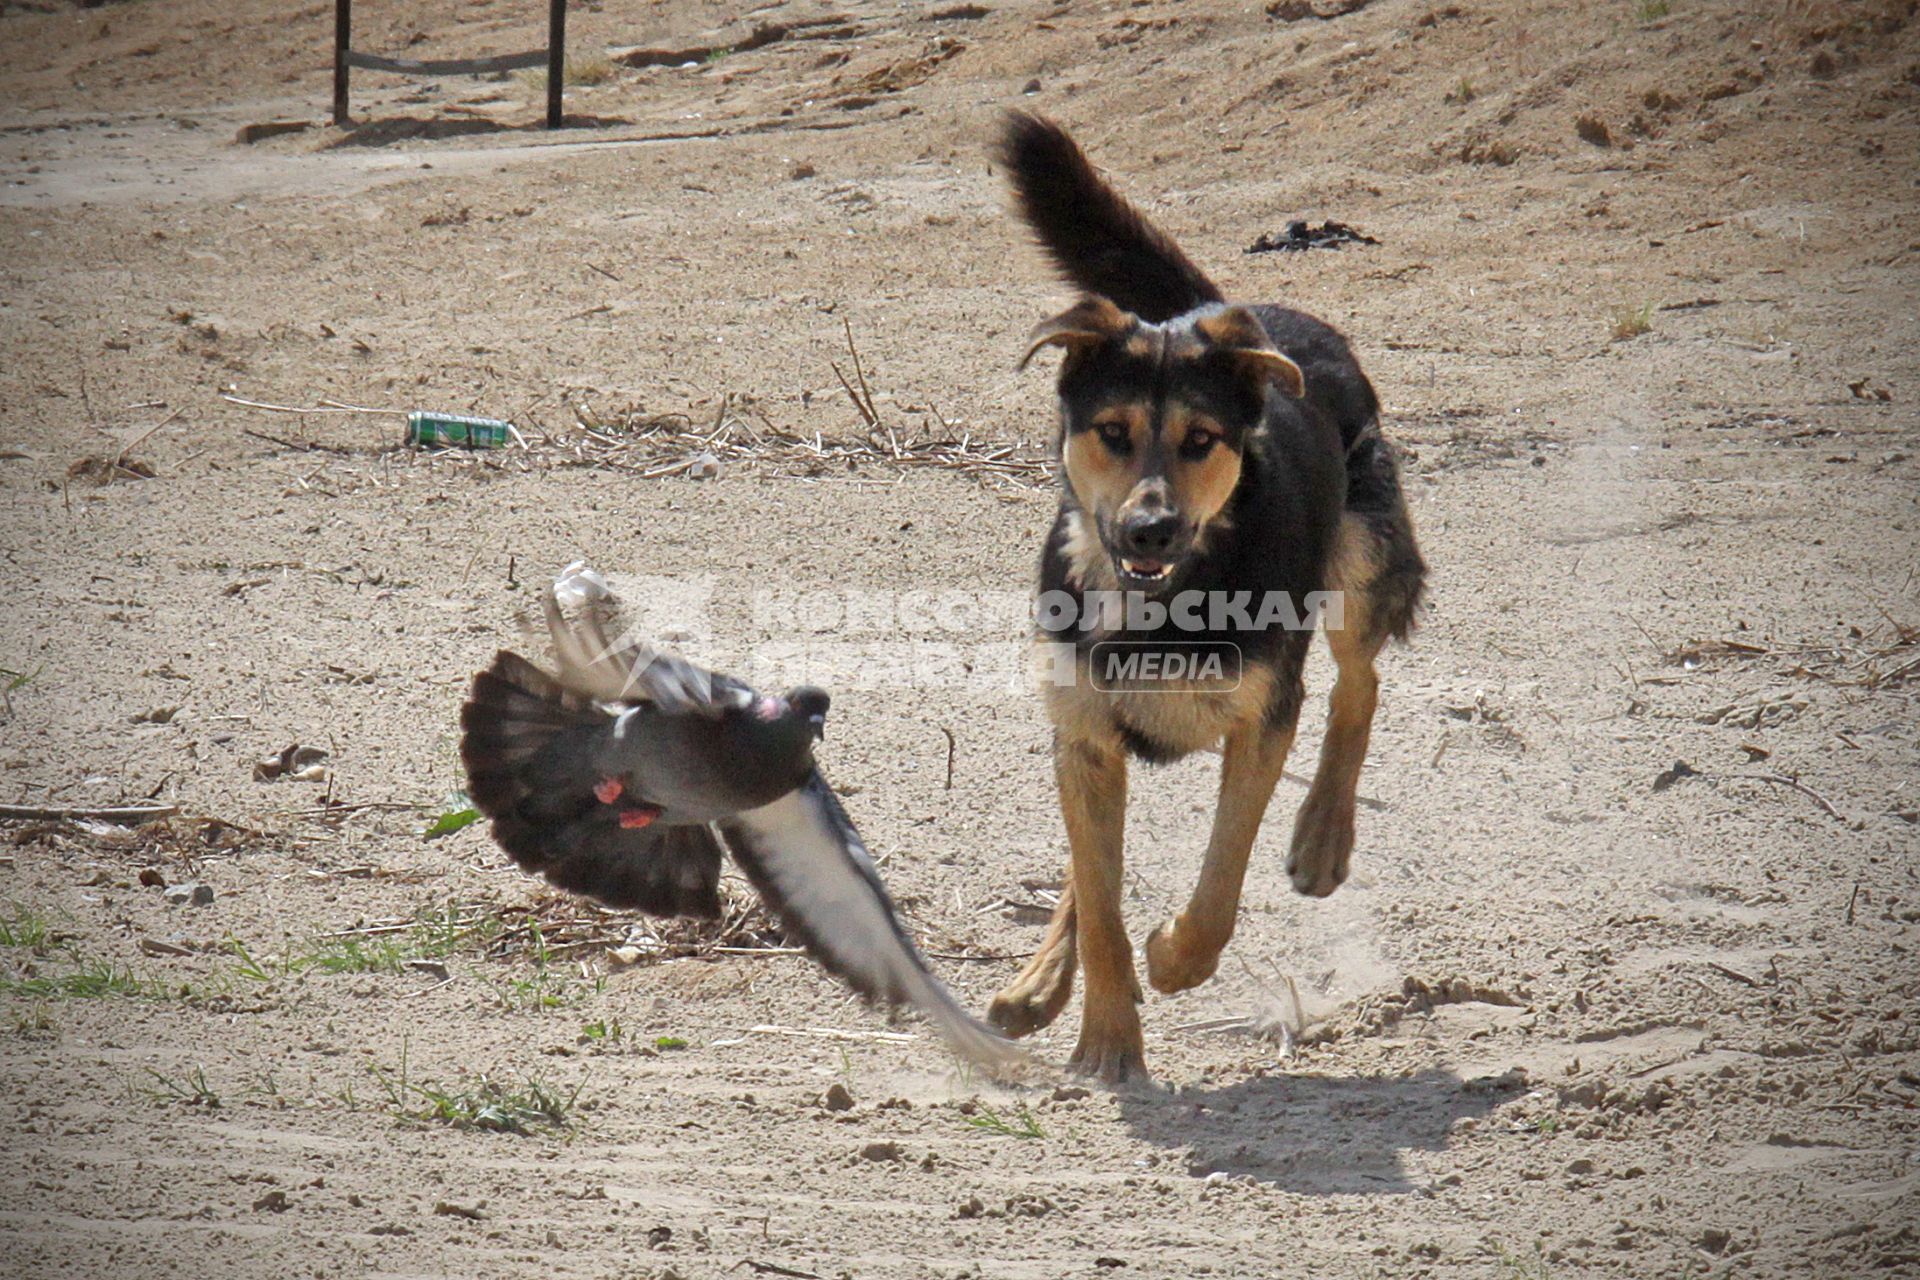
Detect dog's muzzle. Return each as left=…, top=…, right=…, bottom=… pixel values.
left=1112, top=510, right=1188, bottom=589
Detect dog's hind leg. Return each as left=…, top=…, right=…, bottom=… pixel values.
left=1289, top=511, right=1409, bottom=896
left=1145, top=717, right=1296, bottom=994
left=986, top=878, right=1076, bottom=1037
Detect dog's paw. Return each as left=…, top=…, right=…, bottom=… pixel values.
left=1068, top=1024, right=1149, bottom=1085
left=987, top=955, right=1075, bottom=1039
left=1287, top=803, right=1354, bottom=897
left=1144, top=917, right=1221, bottom=994
left=988, top=985, right=1068, bottom=1039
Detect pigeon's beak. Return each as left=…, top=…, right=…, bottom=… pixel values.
left=807, top=713, right=827, bottom=742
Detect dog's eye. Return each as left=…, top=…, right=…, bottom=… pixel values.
left=1094, top=420, right=1132, bottom=454
left=1180, top=428, right=1219, bottom=459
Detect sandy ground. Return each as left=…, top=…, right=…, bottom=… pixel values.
left=2, top=0, right=1918, bottom=1276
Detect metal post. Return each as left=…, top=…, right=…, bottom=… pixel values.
left=546, top=0, right=566, bottom=128
left=333, top=0, right=351, bottom=126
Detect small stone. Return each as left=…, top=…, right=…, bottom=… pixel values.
left=1006, top=1194, right=1056, bottom=1217
left=955, top=1194, right=985, bottom=1219
left=687, top=452, right=722, bottom=480
left=1566, top=1158, right=1596, bottom=1175
left=163, top=882, right=215, bottom=907
left=789, top=161, right=816, bottom=180
left=1051, top=1084, right=1091, bottom=1102
left=138, top=868, right=167, bottom=888
left=859, top=1140, right=904, bottom=1162
left=1022, top=78, right=1042, bottom=94
left=646, top=1225, right=672, bottom=1248
left=1575, top=114, right=1612, bottom=147
left=1203, top=1171, right=1230, bottom=1186
left=823, top=1083, right=856, bottom=1112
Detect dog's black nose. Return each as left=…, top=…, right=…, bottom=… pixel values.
left=1120, top=511, right=1183, bottom=557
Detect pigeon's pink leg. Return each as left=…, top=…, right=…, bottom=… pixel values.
left=593, top=777, right=624, bottom=805
left=617, top=805, right=662, bottom=830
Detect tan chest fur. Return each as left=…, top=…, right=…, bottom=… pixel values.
left=1039, top=641, right=1275, bottom=756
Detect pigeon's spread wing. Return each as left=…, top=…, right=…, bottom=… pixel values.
left=718, top=772, right=1029, bottom=1075
left=540, top=572, right=746, bottom=718
left=461, top=651, right=726, bottom=918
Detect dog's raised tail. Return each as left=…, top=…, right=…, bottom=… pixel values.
left=996, top=113, right=1223, bottom=324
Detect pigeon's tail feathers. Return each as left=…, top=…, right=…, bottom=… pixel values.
left=996, top=112, right=1223, bottom=323
left=720, top=774, right=1032, bottom=1077
left=460, top=650, right=725, bottom=917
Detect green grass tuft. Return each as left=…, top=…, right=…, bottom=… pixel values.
left=960, top=1100, right=1045, bottom=1139
left=143, top=1064, right=222, bottom=1108
left=0, top=958, right=145, bottom=999
left=1609, top=301, right=1655, bottom=341
left=370, top=1039, right=584, bottom=1135
left=0, top=904, right=55, bottom=950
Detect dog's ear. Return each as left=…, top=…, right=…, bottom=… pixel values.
left=1019, top=296, right=1132, bottom=370
left=1194, top=305, right=1306, bottom=399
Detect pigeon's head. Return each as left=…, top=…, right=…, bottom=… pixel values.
left=788, top=686, right=831, bottom=740
left=749, top=686, right=832, bottom=741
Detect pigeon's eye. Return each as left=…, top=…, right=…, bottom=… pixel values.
left=1093, top=419, right=1132, bottom=455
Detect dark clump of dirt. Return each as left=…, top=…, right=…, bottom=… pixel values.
left=1245, top=220, right=1380, bottom=253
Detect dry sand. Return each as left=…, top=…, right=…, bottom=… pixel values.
left=1, top=0, right=1917, bottom=1275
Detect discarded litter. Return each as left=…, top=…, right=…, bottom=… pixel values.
left=1245, top=220, right=1380, bottom=254
left=405, top=412, right=511, bottom=449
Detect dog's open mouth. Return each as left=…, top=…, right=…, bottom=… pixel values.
left=1115, top=556, right=1176, bottom=586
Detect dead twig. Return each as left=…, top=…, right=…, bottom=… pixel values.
left=1704, top=961, right=1764, bottom=988
left=843, top=316, right=880, bottom=429
left=0, top=802, right=180, bottom=823
left=830, top=360, right=878, bottom=430
left=734, top=1260, right=825, bottom=1280
left=221, top=393, right=398, bottom=416
left=113, top=408, right=183, bottom=467
left=1723, top=771, right=1851, bottom=826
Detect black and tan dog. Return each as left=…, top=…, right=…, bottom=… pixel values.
left=987, top=115, right=1426, bottom=1082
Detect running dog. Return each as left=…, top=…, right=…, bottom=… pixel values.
left=987, top=115, right=1426, bottom=1082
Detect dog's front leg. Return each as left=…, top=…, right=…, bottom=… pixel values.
left=1057, top=734, right=1145, bottom=1082
left=1145, top=717, right=1297, bottom=994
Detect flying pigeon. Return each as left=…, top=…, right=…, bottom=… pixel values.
left=460, top=564, right=1026, bottom=1074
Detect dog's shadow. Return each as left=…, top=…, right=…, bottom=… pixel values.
left=1113, top=1067, right=1515, bottom=1194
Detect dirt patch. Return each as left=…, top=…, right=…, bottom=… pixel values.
left=2, top=0, right=1918, bottom=1277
